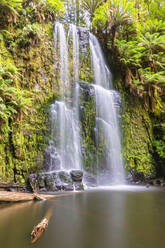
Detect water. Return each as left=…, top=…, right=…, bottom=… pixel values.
left=70, top=23, right=79, bottom=81
left=89, top=33, right=112, bottom=89
left=48, top=21, right=125, bottom=186
left=89, top=33, right=125, bottom=184
left=1, top=187, right=165, bottom=248
left=50, top=101, right=81, bottom=170
left=46, top=23, right=82, bottom=172
left=54, top=22, right=70, bottom=98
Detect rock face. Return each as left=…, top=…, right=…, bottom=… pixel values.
left=70, top=170, right=83, bottom=182
left=28, top=170, right=84, bottom=192
left=43, top=143, right=61, bottom=171
left=77, top=27, right=89, bottom=53
left=79, top=81, right=95, bottom=100
left=84, top=174, right=97, bottom=187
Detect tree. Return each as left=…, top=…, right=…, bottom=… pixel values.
left=92, top=0, right=137, bottom=48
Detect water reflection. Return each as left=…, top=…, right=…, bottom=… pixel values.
left=0, top=188, right=165, bottom=248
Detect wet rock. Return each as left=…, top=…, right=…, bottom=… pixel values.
left=39, top=187, right=47, bottom=192
left=55, top=183, right=74, bottom=191
left=126, top=174, right=134, bottom=184
left=154, top=179, right=161, bottom=185
left=38, top=174, right=46, bottom=189
left=77, top=27, right=89, bottom=53
left=148, top=180, right=154, bottom=185
left=58, top=171, right=72, bottom=184
left=28, top=174, right=38, bottom=192
left=74, top=182, right=84, bottom=191
left=129, top=169, right=145, bottom=182
left=70, top=170, right=83, bottom=182
left=79, top=81, right=95, bottom=101
left=44, top=174, right=55, bottom=191
left=135, top=181, right=141, bottom=185
left=112, top=90, right=121, bottom=108
left=84, top=174, right=97, bottom=187
left=63, top=183, right=74, bottom=191
left=43, top=143, right=61, bottom=171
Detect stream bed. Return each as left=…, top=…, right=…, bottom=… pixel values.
left=0, top=186, right=165, bottom=248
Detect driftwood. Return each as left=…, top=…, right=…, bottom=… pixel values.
left=31, top=217, right=48, bottom=243
left=0, top=191, right=54, bottom=203
left=33, top=193, right=46, bottom=201
left=0, top=191, right=78, bottom=203
left=31, top=206, right=53, bottom=243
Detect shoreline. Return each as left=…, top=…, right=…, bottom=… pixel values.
left=0, top=191, right=77, bottom=204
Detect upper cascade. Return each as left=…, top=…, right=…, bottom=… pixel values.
left=46, top=22, right=82, bottom=172
left=89, top=33, right=112, bottom=89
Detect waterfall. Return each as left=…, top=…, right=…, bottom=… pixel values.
left=54, top=22, right=70, bottom=98
left=89, top=34, right=112, bottom=89
left=70, top=23, right=79, bottom=81
left=46, top=22, right=82, bottom=172
left=44, top=20, right=125, bottom=188
left=89, top=33, right=125, bottom=185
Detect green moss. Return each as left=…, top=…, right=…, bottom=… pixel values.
left=0, top=19, right=59, bottom=183
left=120, top=88, right=155, bottom=176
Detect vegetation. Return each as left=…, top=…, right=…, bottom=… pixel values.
left=0, top=0, right=164, bottom=182
left=88, top=0, right=165, bottom=176
left=0, top=0, right=64, bottom=182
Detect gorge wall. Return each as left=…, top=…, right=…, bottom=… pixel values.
left=0, top=0, right=164, bottom=185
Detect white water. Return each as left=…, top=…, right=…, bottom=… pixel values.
left=47, top=23, right=82, bottom=172
left=89, top=33, right=125, bottom=185
left=89, top=33, right=112, bottom=89
left=70, top=23, right=79, bottom=81
left=46, top=20, right=125, bottom=186
left=50, top=101, right=81, bottom=170
left=54, top=22, right=70, bottom=98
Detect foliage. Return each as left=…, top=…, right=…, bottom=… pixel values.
left=0, top=64, right=32, bottom=127
left=22, top=0, right=65, bottom=22
left=92, top=0, right=165, bottom=113
left=153, top=140, right=165, bottom=158
left=90, top=0, right=165, bottom=175
left=121, top=92, right=155, bottom=176
left=82, top=0, right=104, bottom=19
left=0, top=5, right=56, bottom=182
left=0, top=0, right=23, bottom=26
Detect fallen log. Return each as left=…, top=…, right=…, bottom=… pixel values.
left=0, top=191, right=79, bottom=203
left=31, top=206, right=53, bottom=243
left=31, top=217, right=48, bottom=243
left=33, top=193, right=46, bottom=201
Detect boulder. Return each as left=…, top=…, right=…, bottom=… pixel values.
left=63, top=183, right=74, bottom=191
left=38, top=174, right=46, bottom=189
left=28, top=174, right=38, bottom=192
left=128, top=169, right=145, bottom=182
left=58, top=171, right=72, bottom=184
left=70, top=170, right=83, bottom=182
left=44, top=174, right=55, bottom=191
left=74, top=182, right=84, bottom=191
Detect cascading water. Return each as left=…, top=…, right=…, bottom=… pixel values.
left=70, top=23, right=79, bottom=82
left=46, top=22, right=82, bottom=173
left=89, top=33, right=125, bottom=185
left=54, top=22, right=70, bottom=98
left=44, top=20, right=125, bottom=189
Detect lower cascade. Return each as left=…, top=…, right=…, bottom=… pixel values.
left=28, top=22, right=125, bottom=192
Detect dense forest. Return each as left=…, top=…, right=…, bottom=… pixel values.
left=0, top=0, right=164, bottom=184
